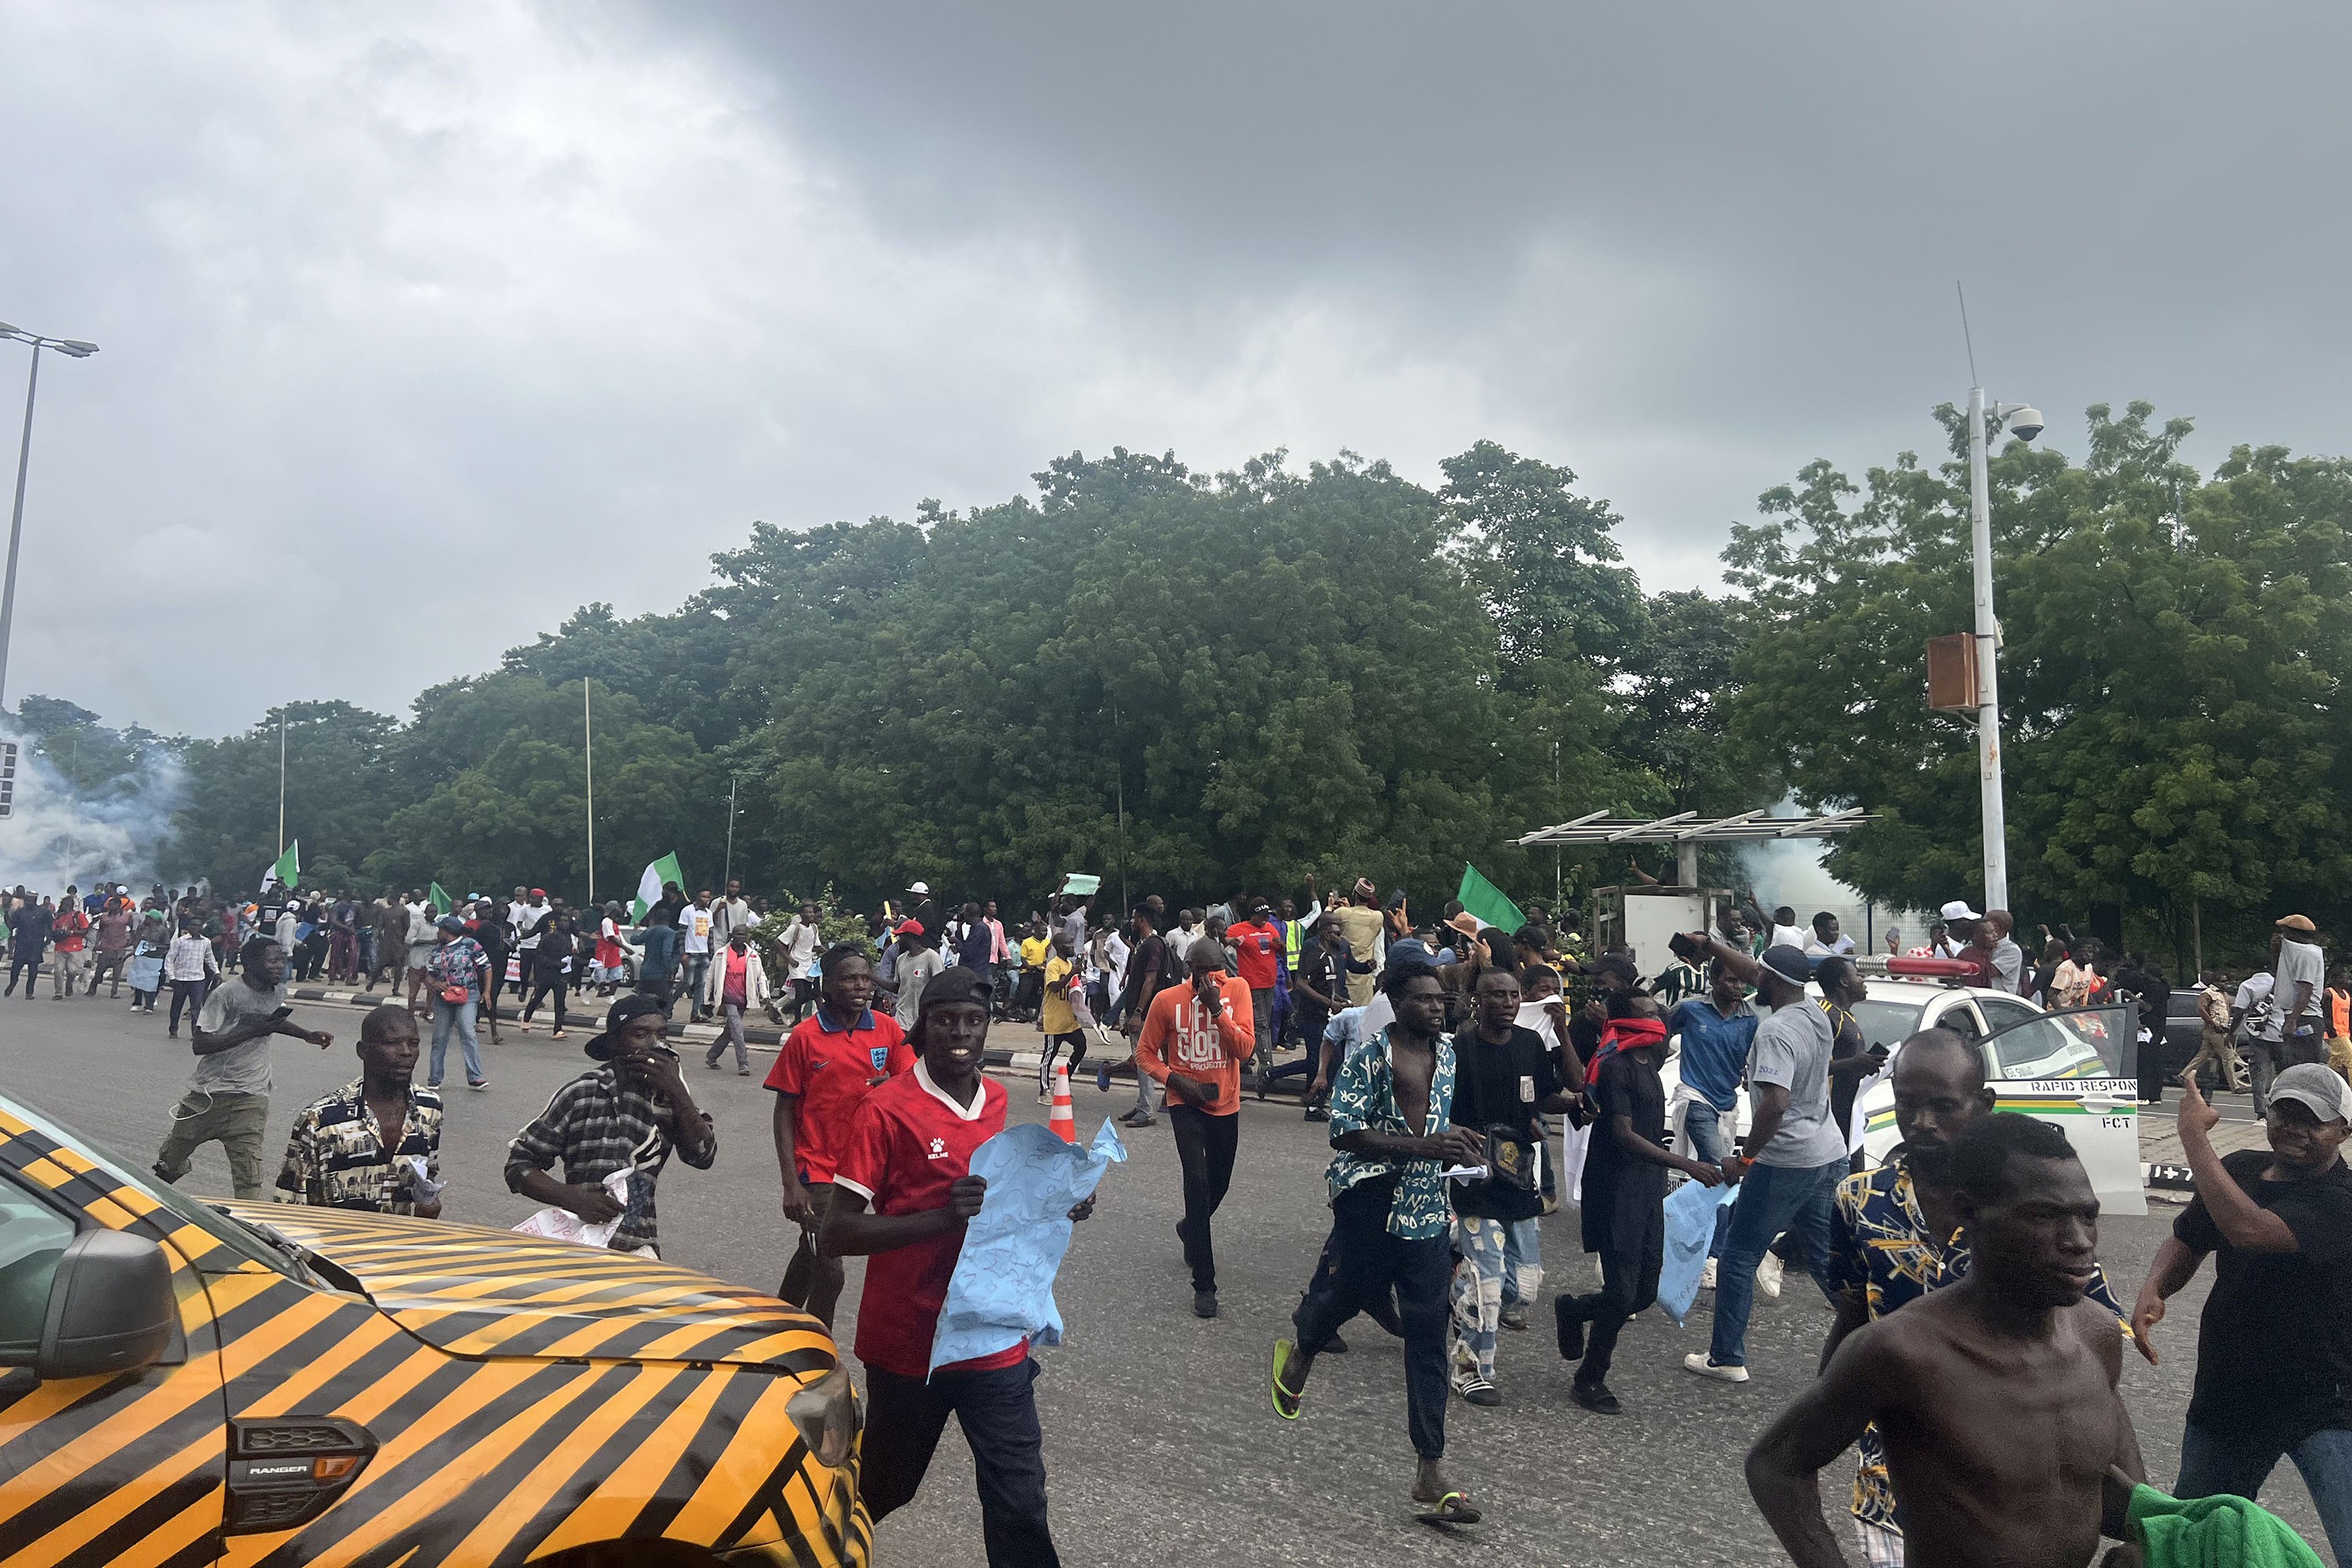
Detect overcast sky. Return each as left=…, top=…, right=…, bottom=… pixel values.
left=4, top=1, right=2346, bottom=739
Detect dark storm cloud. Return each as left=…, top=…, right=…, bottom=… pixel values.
left=1, top=2, right=2344, bottom=737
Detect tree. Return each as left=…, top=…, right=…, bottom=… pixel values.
left=724, top=447, right=1637, bottom=911
left=372, top=673, right=721, bottom=902
left=165, top=702, right=400, bottom=893
left=1616, top=590, right=1754, bottom=815
left=1724, top=401, right=2352, bottom=968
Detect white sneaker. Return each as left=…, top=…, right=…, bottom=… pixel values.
left=1757, top=1251, right=1785, bottom=1298
left=1701, top=1258, right=1719, bottom=1290
left=1682, top=1352, right=1751, bottom=1383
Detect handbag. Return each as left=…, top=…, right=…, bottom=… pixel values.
left=439, top=983, right=470, bottom=1005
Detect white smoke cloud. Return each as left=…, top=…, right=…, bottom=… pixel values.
left=0, top=723, right=187, bottom=896
left=1733, top=804, right=1933, bottom=953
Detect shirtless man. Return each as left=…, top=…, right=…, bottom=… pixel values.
left=1746, top=1112, right=2145, bottom=1568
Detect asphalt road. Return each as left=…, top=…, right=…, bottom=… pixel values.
left=0, top=987, right=2334, bottom=1566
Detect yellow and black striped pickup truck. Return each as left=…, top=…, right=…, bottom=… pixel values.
left=0, top=1093, right=872, bottom=1566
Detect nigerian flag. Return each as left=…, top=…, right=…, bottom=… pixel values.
left=429, top=882, right=452, bottom=916
left=1455, top=863, right=1525, bottom=933
left=633, top=851, right=684, bottom=921
left=262, top=840, right=299, bottom=893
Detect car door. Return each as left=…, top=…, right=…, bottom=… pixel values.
left=1974, top=996, right=2147, bottom=1217
left=0, top=1160, right=228, bottom=1563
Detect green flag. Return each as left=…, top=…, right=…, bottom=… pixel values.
left=1456, top=862, right=1525, bottom=933
left=263, top=840, right=299, bottom=893
left=633, top=851, right=684, bottom=922
left=429, top=882, right=452, bottom=916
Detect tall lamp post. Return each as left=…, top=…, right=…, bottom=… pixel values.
left=0, top=325, right=99, bottom=710
left=1964, top=384, right=2042, bottom=910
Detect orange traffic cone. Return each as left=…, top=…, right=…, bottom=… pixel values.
left=1049, top=1061, right=1077, bottom=1143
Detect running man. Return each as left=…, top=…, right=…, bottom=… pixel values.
left=1134, top=939, right=1254, bottom=1318
left=1272, top=963, right=1488, bottom=1526
left=768, top=945, right=913, bottom=1330
left=822, top=966, right=1093, bottom=1566
left=1746, top=1112, right=2145, bottom=1567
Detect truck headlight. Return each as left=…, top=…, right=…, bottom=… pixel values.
left=786, top=1367, right=859, bottom=1469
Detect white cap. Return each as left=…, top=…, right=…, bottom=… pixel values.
left=1939, top=900, right=1982, bottom=922
left=907, top=880, right=931, bottom=895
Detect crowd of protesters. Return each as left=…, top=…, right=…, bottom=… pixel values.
left=9, top=861, right=2351, bottom=1564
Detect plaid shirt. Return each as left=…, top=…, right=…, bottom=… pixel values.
left=503, top=1067, right=716, bottom=1255
left=274, top=1078, right=444, bottom=1215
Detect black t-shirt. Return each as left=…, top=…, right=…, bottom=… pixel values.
left=1120, top=933, right=1169, bottom=1017
left=1582, top=1046, right=1669, bottom=1249
left=1824, top=1002, right=1867, bottom=1137
left=1447, top=1025, right=1562, bottom=1221
left=2176, top=1149, right=2352, bottom=1443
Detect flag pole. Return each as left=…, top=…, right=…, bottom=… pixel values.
left=277, top=709, right=286, bottom=858
left=583, top=679, right=596, bottom=904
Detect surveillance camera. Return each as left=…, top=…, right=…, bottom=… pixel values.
left=2007, top=406, right=2045, bottom=442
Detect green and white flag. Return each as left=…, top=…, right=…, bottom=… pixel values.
left=1455, top=862, right=1525, bottom=933
left=632, top=851, right=684, bottom=922
left=263, top=840, right=299, bottom=893
left=429, top=882, right=452, bottom=916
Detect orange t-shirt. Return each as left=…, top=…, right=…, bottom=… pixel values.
left=1136, top=975, right=1254, bottom=1116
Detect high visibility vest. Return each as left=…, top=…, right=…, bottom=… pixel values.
left=2330, top=986, right=2350, bottom=1040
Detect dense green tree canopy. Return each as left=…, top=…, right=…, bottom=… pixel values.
left=57, top=414, right=2341, bottom=964
left=1724, top=401, right=2352, bottom=965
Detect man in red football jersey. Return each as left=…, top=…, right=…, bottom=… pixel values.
left=768, top=944, right=913, bottom=1329
left=823, top=965, right=1094, bottom=1566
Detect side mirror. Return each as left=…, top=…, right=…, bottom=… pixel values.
left=37, top=1231, right=184, bottom=1380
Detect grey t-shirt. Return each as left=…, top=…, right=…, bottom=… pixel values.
left=188, top=977, right=289, bottom=1098
left=895, top=946, right=944, bottom=1031
left=1990, top=937, right=2025, bottom=993
left=1748, top=1000, right=1846, bottom=1168
left=2269, top=940, right=2328, bottom=1038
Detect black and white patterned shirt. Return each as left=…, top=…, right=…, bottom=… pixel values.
left=503, top=1067, right=717, bottom=1255
left=274, top=1077, right=444, bottom=1214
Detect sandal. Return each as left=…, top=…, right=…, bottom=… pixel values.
left=1412, top=1489, right=1481, bottom=1526
left=1271, top=1339, right=1305, bottom=1421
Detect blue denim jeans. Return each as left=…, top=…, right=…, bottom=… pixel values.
left=1707, top=1155, right=1844, bottom=1367
left=2178, top=1422, right=2352, bottom=1559
left=430, top=996, right=482, bottom=1086
left=1682, top=1098, right=1737, bottom=1258
left=1501, top=1217, right=1544, bottom=1308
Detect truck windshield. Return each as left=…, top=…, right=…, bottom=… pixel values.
left=0, top=1096, right=304, bottom=1281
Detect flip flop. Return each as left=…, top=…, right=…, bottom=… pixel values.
left=1272, top=1339, right=1304, bottom=1421
left=1413, top=1490, right=1481, bottom=1526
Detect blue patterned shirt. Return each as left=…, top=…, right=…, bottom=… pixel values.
left=1324, top=1028, right=1457, bottom=1240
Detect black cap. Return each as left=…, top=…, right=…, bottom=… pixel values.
left=1759, top=943, right=1812, bottom=989
left=916, top=965, right=993, bottom=1018
left=585, top=993, right=670, bottom=1059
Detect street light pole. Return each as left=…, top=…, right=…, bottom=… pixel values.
left=0, top=326, right=98, bottom=711
left=1965, top=386, right=2008, bottom=910
left=1964, top=383, right=2045, bottom=913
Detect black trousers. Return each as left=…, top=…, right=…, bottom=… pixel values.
left=1293, top=1181, right=1451, bottom=1460
left=1169, top=1104, right=1239, bottom=1293
left=1568, top=1197, right=1665, bottom=1388
left=169, top=977, right=209, bottom=1030
left=523, top=973, right=569, bottom=1028
left=5, top=956, right=38, bottom=995
left=863, top=1359, right=1059, bottom=1567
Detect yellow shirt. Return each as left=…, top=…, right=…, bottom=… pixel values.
left=1040, top=955, right=1076, bottom=1036
left=1020, top=935, right=1051, bottom=970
